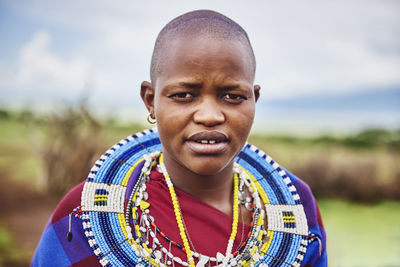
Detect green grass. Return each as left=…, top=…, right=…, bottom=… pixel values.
left=319, top=200, right=400, bottom=267
left=0, top=117, right=141, bottom=182
left=0, top=119, right=29, bottom=141
left=0, top=223, right=28, bottom=266
left=0, top=118, right=41, bottom=184
left=102, top=122, right=145, bottom=143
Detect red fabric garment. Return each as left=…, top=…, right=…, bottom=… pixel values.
left=139, top=168, right=251, bottom=266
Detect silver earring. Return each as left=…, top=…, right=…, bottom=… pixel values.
left=147, top=114, right=156, bottom=124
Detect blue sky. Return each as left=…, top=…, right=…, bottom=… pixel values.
left=0, top=0, right=399, bottom=135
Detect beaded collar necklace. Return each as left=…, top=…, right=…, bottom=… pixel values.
left=80, top=128, right=309, bottom=266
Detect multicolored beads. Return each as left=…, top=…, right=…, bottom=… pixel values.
left=80, top=129, right=309, bottom=267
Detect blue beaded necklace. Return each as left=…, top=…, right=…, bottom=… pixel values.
left=80, top=128, right=309, bottom=266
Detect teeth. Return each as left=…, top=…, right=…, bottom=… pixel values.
left=196, top=140, right=218, bottom=144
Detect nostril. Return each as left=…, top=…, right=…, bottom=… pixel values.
left=193, top=109, right=225, bottom=126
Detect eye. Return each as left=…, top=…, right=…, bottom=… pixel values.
left=223, top=93, right=246, bottom=103
left=169, top=92, right=194, bottom=102
left=174, top=92, right=192, bottom=98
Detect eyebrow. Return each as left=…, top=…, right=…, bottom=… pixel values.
left=164, top=81, right=248, bottom=91
left=162, top=82, right=202, bottom=91
left=179, top=83, right=243, bottom=90
left=218, top=85, right=241, bottom=91
left=178, top=82, right=202, bottom=89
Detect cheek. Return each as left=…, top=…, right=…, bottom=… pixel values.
left=230, top=106, right=255, bottom=143
left=237, top=104, right=255, bottom=127
left=155, top=108, right=189, bottom=148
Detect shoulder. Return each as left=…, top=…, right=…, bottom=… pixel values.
left=285, top=170, right=322, bottom=228
left=32, top=182, right=101, bottom=267
left=51, top=182, right=85, bottom=223
left=284, top=170, right=328, bottom=266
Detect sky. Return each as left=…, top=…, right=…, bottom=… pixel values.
left=0, top=0, right=399, bottom=135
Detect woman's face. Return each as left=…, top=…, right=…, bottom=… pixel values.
left=143, top=36, right=259, bottom=176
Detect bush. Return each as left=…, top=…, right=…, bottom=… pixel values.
left=292, top=153, right=400, bottom=202
left=343, top=129, right=391, bottom=148
left=35, top=105, right=105, bottom=196
left=0, top=109, right=10, bottom=120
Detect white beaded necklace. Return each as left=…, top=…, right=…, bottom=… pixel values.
left=123, top=152, right=267, bottom=267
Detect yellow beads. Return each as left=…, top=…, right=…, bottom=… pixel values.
left=157, top=154, right=269, bottom=266
left=139, top=200, right=150, bottom=210
left=229, top=172, right=240, bottom=241
left=160, top=153, right=196, bottom=267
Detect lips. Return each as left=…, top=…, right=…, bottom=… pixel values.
left=185, top=131, right=229, bottom=154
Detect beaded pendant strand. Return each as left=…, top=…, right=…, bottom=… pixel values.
left=122, top=151, right=268, bottom=266
left=159, top=153, right=242, bottom=267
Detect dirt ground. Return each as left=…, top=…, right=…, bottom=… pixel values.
left=0, top=172, right=58, bottom=266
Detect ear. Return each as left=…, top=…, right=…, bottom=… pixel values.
left=141, top=81, right=155, bottom=116
left=253, top=84, right=261, bottom=102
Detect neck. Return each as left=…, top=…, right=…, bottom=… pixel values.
left=162, top=152, right=234, bottom=215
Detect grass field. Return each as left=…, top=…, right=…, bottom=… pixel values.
left=319, top=200, right=400, bottom=267
left=0, top=114, right=399, bottom=266
left=0, top=224, right=27, bottom=266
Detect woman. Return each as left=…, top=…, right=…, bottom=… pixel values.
left=32, top=10, right=327, bottom=267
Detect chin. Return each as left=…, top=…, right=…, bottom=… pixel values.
left=193, top=168, right=222, bottom=176
left=187, top=158, right=233, bottom=176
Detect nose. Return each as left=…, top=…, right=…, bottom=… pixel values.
left=193, top=98, right=225, bottom=127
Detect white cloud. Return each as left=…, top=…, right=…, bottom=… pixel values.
left=1, top=0, right=398, bottom=133
left=5, top=0, right=400, bottom=102
left=249, top=1, right=400, bottom=98
left=257, top=37, right=400, bottom=98
left=17, top=30, right=90, bottom=91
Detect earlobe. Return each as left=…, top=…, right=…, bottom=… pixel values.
left=141, top=81, right=155, bottom=115
left=254, top=84, right=261, bottom=102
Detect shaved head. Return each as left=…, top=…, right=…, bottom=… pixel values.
left=150, top=10, right=256, bottom=83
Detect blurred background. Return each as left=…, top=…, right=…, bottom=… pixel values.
left=0, top=1, right=399, bottom=266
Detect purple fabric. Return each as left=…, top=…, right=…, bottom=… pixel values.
left=125, top=160, right=145, bottom=201
left=287, top=170, right=328, bottom=266
left=32, top=182, right=100, bottom=267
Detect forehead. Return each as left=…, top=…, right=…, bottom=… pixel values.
left=154, top=35, right=254, bottom=87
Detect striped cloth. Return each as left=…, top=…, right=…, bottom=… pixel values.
left=32, top=167, right=327, bottom=267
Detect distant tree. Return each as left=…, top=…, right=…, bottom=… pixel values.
left=0, top=109, right=10, bottom=119
left=35, top=104, right=105, bottom=196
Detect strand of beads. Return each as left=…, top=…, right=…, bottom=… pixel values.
left=137, top=172, right=263, bottom=267
left=125, top=153, right=269, bottom=267
left=141, top=213, right=192, bottom=266
left=155, top=155, right=264, bottom=267
left=140, top=204, right=262, bottom=264
left=126, top=152, right=193, bottom=266
left=222, top=171, right=239, bottom=266
left=159, top=153, right=196, bottom=267
left=232, top=163, right=267, bottom=266
left=124, top=151, right=161, bottom=265
left=140, top=201, right=261, bottom=266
